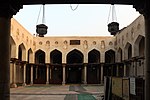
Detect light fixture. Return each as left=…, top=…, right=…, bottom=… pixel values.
left=36, top=4, right=48, bottom=37
left=107, top=4, right=119, bottom=35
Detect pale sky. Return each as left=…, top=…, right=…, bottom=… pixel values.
left=13, top=4, right=140, bottom=36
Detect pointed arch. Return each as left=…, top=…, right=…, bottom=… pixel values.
left=117, top=47, right=123, bottom=62
left=88, top=49, right=100, bottom=63
left=67, top=49, right=83, bottom=64
left=50, top=49, right=62, bottom=64
left=87, top=49, right=101, bottom=84
left=10, top=36, right=16, bottom=58
left=18, top=43, right=26, bottom=61
left=50, top=49, right=63, bottom=84
left=139, top=36, right=145, bottom=57
left=134, top=35, right=145, bottom=57
left=35, top=49, right=45, bottom=64
left=66, top=49, right=83, bottom=84
left=124, top=42, right=132, bottom=60
left=28, top=48, right=33, bottom=63
left=105, top=49, right=115, bottom=63
left=34, top=49, right=46, bottom=84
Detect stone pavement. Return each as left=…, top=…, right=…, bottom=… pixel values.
left=10, top=84, right=104, bottom=100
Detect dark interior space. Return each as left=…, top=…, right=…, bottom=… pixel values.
left=66, top=49, right=83, bottom=84
left=87, top=49, right=100, bottom=84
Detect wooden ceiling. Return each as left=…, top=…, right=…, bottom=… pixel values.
left=22, top=0, right=135, bottom=5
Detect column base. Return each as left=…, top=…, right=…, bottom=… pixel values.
left=10, top=83, right=17, bottom=88
left=46, top=82, right=49, bottom=85
left=30, top=82, right=33, bottom=85
left=83, top=81, right=87, bottom=85
left=22, top=83, right=26, bottom=86
left=101, top=81, right=104, bottom=85
left=62, top=81, right=65, bottom=85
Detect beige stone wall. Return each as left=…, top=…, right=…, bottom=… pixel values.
left=10, top=15, right=145, bottom=64
left=33, top=36, right=114, bottom=63
left=115, top=15, right=145, bottom=61
left=115, top=15, right=145, bottom=77
left=10, top=18, right=34, bottom=61
left=10, top=18, right=116, bottom=63
left=10, top=14, right=145, bottom=85
left=11, top=15, right=145, bottom=63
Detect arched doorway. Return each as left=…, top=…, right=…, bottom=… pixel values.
left=87, top=49, right=100, bottom=84
left=10, top=36, right=16, bottom=59
left=125, top=42, right=132, bottom=76
left=50, top=49, right=62, bottom=84
left=118, top=48, right=122, bottom=62
left=104, top=49, right=116, bottom=76
left=16, top=43, right=26, bottom=84
left=34, top=49, right=46, bottom=84
left=10, top=36, right=16, bottom=84
left=139, top=36, right=145, bottom=76
left=139, top=36, right=145, bottom=57
left=66, top=49, right=83, bottom=84
left=134, top=35, right=145, bottom=76
left=117, top=48, right=124, bottom=76
left=26, top=48, right=33, bottom=84
left=18, top=43, right=26, bottom=61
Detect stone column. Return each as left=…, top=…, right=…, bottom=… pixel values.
left=22, top=64, right=26, bottom=86
left=84, top=64, right=87, bottom=84
left=10, top=62, right=17, bottom=88
left=135, top=61, right=137, bottom=76
left=144, top=10, right=150, bottom=100
left=116, top=65, right=119, bottom=77
left=111, top=65, right=113, bottom=76
left=62, top=64, right=66, bottom=85
left=132, top=61, right=135, bottom=76
left=124, top=64, right=127, bottom=77
left=0, top=2, right=22, bottom=100
left=46, top=65, right=49, bottom=84
left=30, top=65, right=33, bottom=85
left=101, top=64, right=104, bottom=84
left=0, top=15, right=11, bottom=100
left=36, top=66, right=38, bottom=79
left=50, top=66, right=52, bottom=83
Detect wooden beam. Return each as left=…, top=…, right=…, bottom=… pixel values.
left=22, top=0, right=135, bottom=5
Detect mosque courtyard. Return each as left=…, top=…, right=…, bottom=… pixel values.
left=10, top=85, right=104, bottom=100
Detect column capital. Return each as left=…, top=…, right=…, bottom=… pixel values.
left=0, top=1, right=22, bottom=18
left=62, top=64, right=66, bottom=67
left=84, top=63, right=88, bottom=66
left=100, top=63, right=105, bottom=66
left=46, top=64, right=50, bottom=67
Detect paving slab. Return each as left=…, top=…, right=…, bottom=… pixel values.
left=10, top=85, right=104, bottom=100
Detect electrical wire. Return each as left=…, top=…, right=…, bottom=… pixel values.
left=107, top=5, right=112, bottom=24
left=107, top=4, right=117, bottom=24
left=36, top=5, right=42, bottom=25
left=70, top=4, right=79, bottom=11
left=112, top=4, right=117, bottom=22
left=42, top=4, right=45, bottom=24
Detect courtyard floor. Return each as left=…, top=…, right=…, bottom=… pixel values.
left=10, top=84, right=104, bottom=100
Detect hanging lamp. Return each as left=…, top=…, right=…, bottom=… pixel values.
left=36, top=4, right=48, bottom=37
left=107, top=4, right=119, bottom=35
